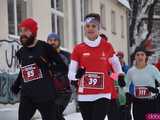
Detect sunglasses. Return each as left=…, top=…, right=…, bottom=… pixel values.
left=85, top=24, right=97, bottom=28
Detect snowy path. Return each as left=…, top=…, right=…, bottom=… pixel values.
left=64, top=112, right=108, bottom=120
left=0, top=109, right=109, bottom=120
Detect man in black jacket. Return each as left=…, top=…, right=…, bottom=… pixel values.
left=47, top=32, right=71, bottom=120
left=11, top=18, right=67, bottom=120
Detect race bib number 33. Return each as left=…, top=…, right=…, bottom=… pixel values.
left=82, top=72, right=104, bottom=89
left=21, top=63, right=43, bottom=82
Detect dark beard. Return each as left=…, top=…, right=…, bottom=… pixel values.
left=20, top=35, right=35, bottom=47
left=52, top=44, right=60, bottom=49
left=51, top=42, right=61, bottom=50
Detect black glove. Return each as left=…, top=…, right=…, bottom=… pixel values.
left=155, top=80, right=160, bottom=88
left=146, top=86, right=159, bottom=94
left=11, top=72, right=22, bottom=95
left=118, top=74, right=126, bottom=87
left=71, top=80, right=78, bottom=88
left=125, top=92, right=134, bottom=105
left=11, top=84, right=21, bottom=95
left=75, top=68, right=86, bottom=79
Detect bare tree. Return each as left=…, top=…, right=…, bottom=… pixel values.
left=129, top=0, right=158, bottom=62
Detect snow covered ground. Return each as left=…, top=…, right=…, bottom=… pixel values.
left=0, top=101, right=109, bottom=120
left=36, top=112, right=108, bottom=120
left=0, top=108, right=109, bottom=120
left=64, top=113, right=108, bottom=120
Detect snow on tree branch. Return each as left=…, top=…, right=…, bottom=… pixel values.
left=129, top=0, right=158, bottom=59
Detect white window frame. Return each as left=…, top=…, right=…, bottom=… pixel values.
left=80, top=0, right=89, bottom=41
left=111, top=10, right=116, bottom=35
left=51, top=0, right=64, bottom=45
left=8, top=0, right=27, bottom=37
left=121, top=15, right=124, bottom=38
left=13, top=0, right=18, bottom=35
left=8, top=0, right=18, bottom=36
left=72, top=0, right=89, bottom=43
left=100, top=3, right=106, bottom=30
left=51, top=6, right=64, bottom=33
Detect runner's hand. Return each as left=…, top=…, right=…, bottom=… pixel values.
left=75, top=68, right=86, bottom=79
left=118, top=74, right=126, bottom=87
left=71, top=80, right=78, bottom=89
left=126, top=92, right=134, bottom=104
left=11, top=84, right=20, bottom=95
left=146, top=86, right=159, bottom=93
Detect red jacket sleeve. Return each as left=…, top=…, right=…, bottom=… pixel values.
left=71, top=45, right=80, bottom=62
left=106, top=41, right=115, bottom=58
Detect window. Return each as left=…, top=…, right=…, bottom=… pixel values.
left=111, top=10, right=116, bottom=34
left=121, top=15, right=124, bottom=38
left=100, top=3, right=106, bottom=30
left=81, top=0, right=89, bottom=21
left=51, top=0, right=64, bottom=46
left=7, top=0, right=27, bottom=36
left=72, top=0, right=89, bottom=43
left=81, top=0, right=89, bottom=40
left=154, top=1, right=160, bottom=16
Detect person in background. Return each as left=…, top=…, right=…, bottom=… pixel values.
left=154, top=57, right=160, bottom=112
left=116, top=51, right=132, bottom=120
left=47, top=32, right=71, bottom=120
left=125, top=47, right=160, bottom=120
left=155, top=57, right=160, bottom=71
left=116, top=51, right=129, bottom=74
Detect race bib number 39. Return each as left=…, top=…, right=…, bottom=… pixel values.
left=21, top=63, right=43, bottom=82
left=135, top=86, right=151, bottom=97
left=82, top=72, right=104, bottom=89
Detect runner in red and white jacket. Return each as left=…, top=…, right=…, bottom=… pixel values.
left=68, top=13, right=125, bottom=120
